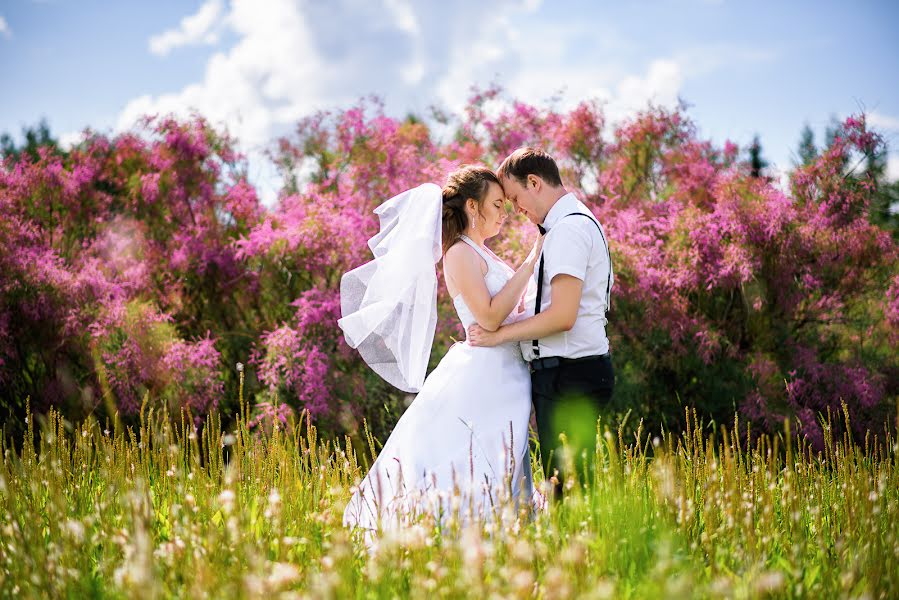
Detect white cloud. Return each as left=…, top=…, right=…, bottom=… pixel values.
left=384, top=0, right=424, bottom=84
left=384, top=0, right=419, bottom=35
left=121, top=0, right=322, bottom=150
left=125, top=0, right=571, bottom=146
left=0, top=15, right=12, bottom=39
left=869, top=111, right=899, bottom=131
left=673, top=44, right=777, bottom=80
left=149, top=0, right=224, bottom=56
left=490, top=57, right=683, bottom=129
left=120, top=0, right=532, bottom=204
left=614, top=59, right=682, bottom=113
left=118, top=0, right=758, bottom=205
left=59, top=130, right=83, bottom=150
left=887, top=154, right=899, bottom=182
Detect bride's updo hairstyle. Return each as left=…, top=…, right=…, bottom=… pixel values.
left=441, top=165, right=500, bottom=255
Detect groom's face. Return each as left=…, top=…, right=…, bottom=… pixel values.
left=501, top=175, right=541, bottom=226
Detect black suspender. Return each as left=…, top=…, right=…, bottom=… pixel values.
left=531, top=213, right=612, bottom=359
left=532, top=251, right=546, bottom=358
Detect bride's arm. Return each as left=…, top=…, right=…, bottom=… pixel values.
left=444, top=237, right=542, bottom=332
left=470, top=274, right=582, bottom=346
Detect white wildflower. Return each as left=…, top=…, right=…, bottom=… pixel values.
left=754, top=571, right=785, bottom=593
left=219, top=489, right=235, bottom=513
left=64, top=519, right=85, bottom=542
left=267, top=562, right=299, bottom=588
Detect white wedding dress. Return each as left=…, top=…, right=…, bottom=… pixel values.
left=343, top=235, right=534, bottom=536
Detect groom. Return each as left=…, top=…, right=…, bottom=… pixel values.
left=468, top=147, right=614, bottom=500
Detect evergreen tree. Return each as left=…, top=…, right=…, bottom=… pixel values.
left=796, top=124, right=817, bottom=167
left=748, top=134, right=768, bottom=178
left=868, top=150, right=899, bottom=237
left=0, top=119, right=63, bottom=164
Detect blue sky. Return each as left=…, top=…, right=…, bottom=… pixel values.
left=2, top=0, right=897, bottom=202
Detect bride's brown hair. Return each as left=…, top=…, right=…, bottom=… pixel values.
left=441, top=165, right=500, bottom=256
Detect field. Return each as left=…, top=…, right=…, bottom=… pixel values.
left=2, top=5, right=899, bottom=598
left=1, top=384, right=896, bottom=599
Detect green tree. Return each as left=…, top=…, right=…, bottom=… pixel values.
left=868, top=150, right=899, bottom=237
left=796, top=123, right=817, bottom=167
left=748, top=134, right=768, bottom=178
left=0, top=119, right=65, bottom=163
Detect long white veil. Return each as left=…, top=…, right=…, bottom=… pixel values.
left=337, top=183, right=443, bottom=393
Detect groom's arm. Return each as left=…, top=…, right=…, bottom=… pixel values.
left=469, top=275, right=583, bottom=346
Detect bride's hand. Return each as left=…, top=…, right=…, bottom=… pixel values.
left=525, top=233, right=544, bottom=271
left=468, top=324, right=502, bottom=347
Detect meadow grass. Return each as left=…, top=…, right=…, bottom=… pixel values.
left=1, top=386, right=897, bottom=599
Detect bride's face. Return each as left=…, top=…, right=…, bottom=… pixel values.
left=473, top=182, right=507, bottom=238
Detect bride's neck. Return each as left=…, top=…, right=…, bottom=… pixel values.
left=464, top=229, right=487, bottom=247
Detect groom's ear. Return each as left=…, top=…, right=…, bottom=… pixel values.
left=528, top=174, right=541, bottom=191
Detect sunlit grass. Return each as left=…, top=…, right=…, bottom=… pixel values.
left=1, top=386, right=897, bottom=598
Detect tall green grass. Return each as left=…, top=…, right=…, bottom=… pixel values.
left=1, top=390, right=896, bottom=598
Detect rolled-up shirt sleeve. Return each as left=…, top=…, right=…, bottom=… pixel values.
left=544, top=221, right=592, bottom=282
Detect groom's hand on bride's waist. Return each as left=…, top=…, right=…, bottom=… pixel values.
left=468, top=324, right=503, bottom=347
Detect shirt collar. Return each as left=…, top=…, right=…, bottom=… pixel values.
left=540, top=192, right=578, bottom=232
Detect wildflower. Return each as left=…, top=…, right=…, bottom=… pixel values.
left=267, top=562, right=299, bottom=588
left=510, top=539, right=533, bottom=562
left=265, top=487, right=282, bottom=519
left=754, top=571, right=786, bottom=594
left=219, top=489, right=236, bottom=513
left=64, top=519, right=85, bottom=542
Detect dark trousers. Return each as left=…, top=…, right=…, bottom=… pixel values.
left=531, top=354, right=614, bottom=500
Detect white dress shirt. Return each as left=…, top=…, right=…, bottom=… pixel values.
left=520, top=192, right=613, bottom=361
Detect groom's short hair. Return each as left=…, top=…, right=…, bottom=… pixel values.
left=497, top=147, right=563, bottom=188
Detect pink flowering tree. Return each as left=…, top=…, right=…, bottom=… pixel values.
left=0, top=116, right=254, bottom=431
left=1, top=89, right=896, bottom=449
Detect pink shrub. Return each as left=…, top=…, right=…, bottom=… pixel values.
left=0, top=89, right=895, bottom=448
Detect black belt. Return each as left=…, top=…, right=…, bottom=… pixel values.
left=529, top=352, right=610, bottom=372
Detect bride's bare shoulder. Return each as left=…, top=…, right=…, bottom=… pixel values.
left=444, top=239, right=474, bottom=263
left=443, top=240, right=487, bottom=276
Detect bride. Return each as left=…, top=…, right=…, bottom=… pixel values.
left=338, top=165, right=542, bottom=538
